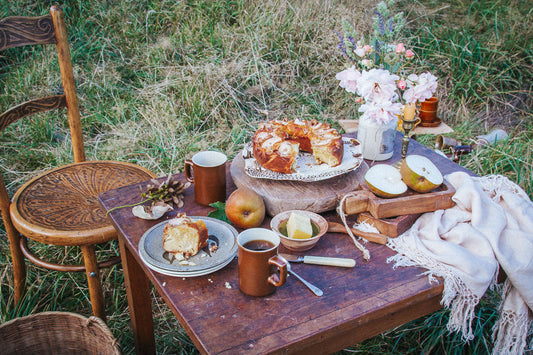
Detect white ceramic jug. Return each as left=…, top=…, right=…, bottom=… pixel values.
left=357, top=117, right=398, bottom=161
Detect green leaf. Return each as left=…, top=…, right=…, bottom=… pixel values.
left=208, top=201, right=230, bottom=223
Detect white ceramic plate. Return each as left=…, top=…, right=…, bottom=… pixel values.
left=139, top=250, right=235, bottom=278
left=139, top=216, right=238, bottom=274
left=242, top=137, right=363, bottom=182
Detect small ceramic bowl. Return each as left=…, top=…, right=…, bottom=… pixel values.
left=270, top=210, right=328, bottom=252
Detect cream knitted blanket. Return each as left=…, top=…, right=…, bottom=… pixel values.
left=387, top=172, right=533, bottom=354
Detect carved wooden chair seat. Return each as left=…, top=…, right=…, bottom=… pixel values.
left=0, top=5, right=156, bottom=321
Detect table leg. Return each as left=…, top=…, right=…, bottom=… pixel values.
left=118, top=236, right=156, bottom=355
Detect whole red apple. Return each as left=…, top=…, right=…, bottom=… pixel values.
left=225, top=187, right=265, bottom=229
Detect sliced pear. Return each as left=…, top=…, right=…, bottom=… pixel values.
left=400, top=155, right=443, bottom=193
left=364, top=164, right=407, bottom=198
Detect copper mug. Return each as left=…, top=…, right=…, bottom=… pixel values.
left=419, top=109, right=437, bottom=123
left=184, top=151, right=227, bottom=206
left=237, top=228, right=288, bottom=297
left=419, top=97, right=439, bottom=125
left=420, top=96, right=438, bottom=111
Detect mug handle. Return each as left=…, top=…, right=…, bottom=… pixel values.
left=184, top=160, right=194, bottom=183
left=267, top=254, right=288, bottom=287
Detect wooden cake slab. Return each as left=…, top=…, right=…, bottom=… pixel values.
left=230, top=153, right=368, bottom=217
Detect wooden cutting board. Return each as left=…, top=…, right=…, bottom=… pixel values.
left=356, top=212, right=421, bottom=237
left=343, top=180, right=456, bottom=219
left=230, top=153, right=368, bottom=216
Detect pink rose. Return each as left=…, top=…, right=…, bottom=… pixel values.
left=397, top=79, right=406, bottom=90
left=395, top=43, right=405, bottom=54
left=405, top=49, right=415, bottom=58
left=363, top=45, right=372, bottom=54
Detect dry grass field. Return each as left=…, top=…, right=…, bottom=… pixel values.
left=1, top=0, right=531, bottom=353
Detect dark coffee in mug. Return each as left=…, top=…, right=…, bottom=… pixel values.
left=237, top=228, right=287, bottom=297
left=243, top=240, right=275, bottom=251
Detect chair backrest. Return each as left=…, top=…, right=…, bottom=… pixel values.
left=0, top=4, right=85, bottom=163
left=0, top=5, right=85, bottom=241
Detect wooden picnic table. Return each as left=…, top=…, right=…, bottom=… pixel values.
left=98, top=132, right=474, bottom=354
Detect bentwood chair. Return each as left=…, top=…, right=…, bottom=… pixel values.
left=0, top=5, right=156, bottom=321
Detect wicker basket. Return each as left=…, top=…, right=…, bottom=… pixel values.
left=0, top=311, right=122, bottom=354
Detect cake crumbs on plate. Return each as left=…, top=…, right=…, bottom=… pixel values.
left=179, top=260, right=196, bottom=266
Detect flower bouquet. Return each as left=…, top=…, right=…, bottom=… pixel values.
left=335, top=1, right=438, bottom=160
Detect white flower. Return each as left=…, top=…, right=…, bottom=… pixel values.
left=360, top=59, right=373, bottom=69
left=402, top=72, right=438, bottom=103
left=354, top=46, right=366, bottom=57
left=335, top=66, right=361, bottom=94
left=359, top=99, right=403, bottom=125
left=356, top=69, right=399, bottom=103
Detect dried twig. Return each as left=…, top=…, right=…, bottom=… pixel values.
left=106, top=175, right=190, bottom=215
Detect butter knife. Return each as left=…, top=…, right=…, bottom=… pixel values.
left=280, top=253, right=355, bottom=268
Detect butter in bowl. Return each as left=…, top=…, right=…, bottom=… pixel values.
left=270, top=210, right=328, bottom=252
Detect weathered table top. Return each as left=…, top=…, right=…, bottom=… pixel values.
left=98, top=132, right=474, bottom=354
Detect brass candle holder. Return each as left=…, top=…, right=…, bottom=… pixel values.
left=400, top=103, right=420, bottom=159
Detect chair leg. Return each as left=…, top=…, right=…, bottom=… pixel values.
left=1, top=178, right=26, bottom=303
left=81, top=245, right=106, bottom=322
left=4, top=220, right=26, bottom=303
left=9, top=234, right=26, bottom=303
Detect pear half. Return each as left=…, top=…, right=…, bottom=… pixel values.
left=364, top=164, right=407, bottom=198
left=400, top=155, right=443, bottom=193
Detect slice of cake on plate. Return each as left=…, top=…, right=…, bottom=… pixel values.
left=163, top=213, right=208, bottom=260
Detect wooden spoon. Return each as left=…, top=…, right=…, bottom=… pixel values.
left=327, top=221, right=388, bottom=245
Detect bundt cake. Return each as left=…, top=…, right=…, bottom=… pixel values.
left=252, top=119, right=344, bottom=174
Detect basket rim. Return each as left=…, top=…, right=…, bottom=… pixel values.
left=0, top=311, right=122, bottom=354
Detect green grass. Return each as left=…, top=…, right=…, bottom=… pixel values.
left=1, top=0, right=532, bottom=354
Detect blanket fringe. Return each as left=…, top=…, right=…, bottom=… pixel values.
left=387, top=246, right=479, bottom=341
left=492, top=310, right=531, bottom=355
left=492, top=280, right=533, bottom=355
left=476, top=175, right=529, bottom=201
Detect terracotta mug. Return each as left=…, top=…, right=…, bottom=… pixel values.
left=184, top=151, right=227, bottom=206
left=237, top=228, right=288, bottom=297
left=419, top=109, right=437, bottom=123
left=419, top=97, right=439, bottom=125
left=420, top=97, right=438, bottom=111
